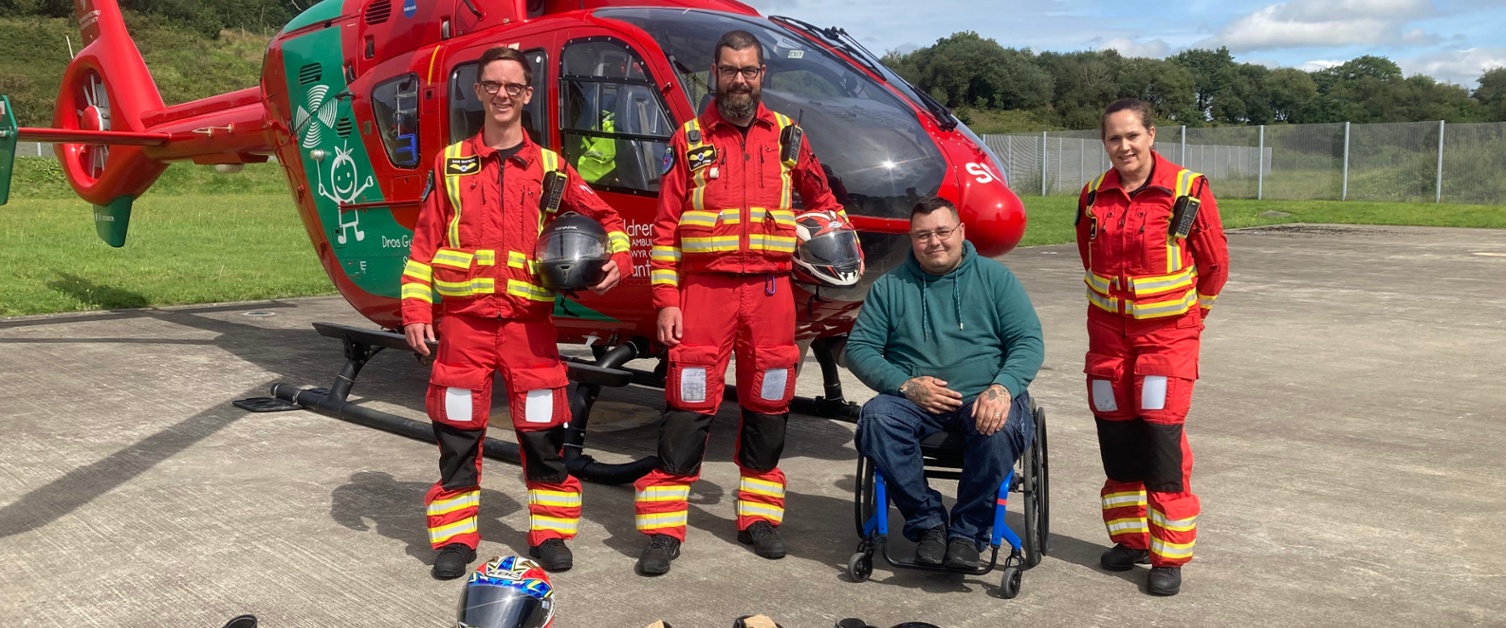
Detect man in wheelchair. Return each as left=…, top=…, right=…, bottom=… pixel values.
left=845, top=197, right=1045, bottom=570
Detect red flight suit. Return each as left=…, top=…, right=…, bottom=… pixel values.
left=1075, top=151, right=1229, bottom=567
left=634, top=102, right=847, bottom=540
left=401, top=132, right=631, bottom=550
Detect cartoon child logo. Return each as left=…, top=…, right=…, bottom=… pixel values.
left=317, top=141, right=373, bottom=244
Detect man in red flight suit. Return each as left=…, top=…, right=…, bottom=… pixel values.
left=633, top=30, right=850, bottom=576
left=1076, top=98, right=1229, bottom=596
left=400, top=47, right=632, bottom=580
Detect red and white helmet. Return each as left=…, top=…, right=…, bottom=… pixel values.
left=793, top=209, right=863, bottom=287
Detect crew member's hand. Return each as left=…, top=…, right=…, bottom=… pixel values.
left=590, top=260, right=622, bottom=294
left=971, top=384, right=1013, bottom=436
left=900, top=376, right=963, bottom=414
left=657, top=307, right=683, bottom=347
left=404, top=322, right=435, bottom=357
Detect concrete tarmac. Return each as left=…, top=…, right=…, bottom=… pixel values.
left=1, top=224, right=1502, bottom=627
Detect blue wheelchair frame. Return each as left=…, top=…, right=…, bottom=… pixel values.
left=847, top=405, right=1048, bottom=599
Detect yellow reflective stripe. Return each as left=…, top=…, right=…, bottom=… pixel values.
left=402, top=283, right=435, bottom=303
left=736, top=501, right=784, bottom=522
left=444, top=142, right=466, bottom=248
left=608, top=231, right=630, bottom=254
left=1128, top=290, right=1198, bottom=319
left=1150, top=537, right=1195, bottom=559
left=432, top=248, right=474, bottom=270
left=1167, top=240, right=1183, bottom=273
left=780, top=166, right=793, bottom=211
left=540, top=148, right=562, bottom=173
left=428, top=516, right=477, bottom=545
left=763, top=208, right=796, bottom=228
left=1130, top=267, right=1196, bottom=296
left=1084, top=272, right=1115, bottom=295
left=748, top=234, right=797, bottom=253
left=1198, top=292, right=1217, bottom=306
left=635, top=485, right=691, bottom=503
left=690, top=168, right=708, bottom=212
left=505, top=279, right=555, bottom=302
left=528, top=490, right=582, bottom=508
left=679, top=210, right=719, bottom=228
left=507, top=250, right=529, bottom=269
left=1105, top=517, right=1150, bottom=535
left=1150, top=510, right=1196, bottom=533
left=403, top=259, right=433, bottom=282
left=1175, top=169, right=1195, bottom=198
left=1086, top=288, right=1117, bottom=313
left=474, top=249, right=495, bottom=266
left=435, top=277, right=496, bottom=297
left=636, top=511, right=688, bottom=530
left=651, top=269, right=679, bottom=287
left=650, top=246, right=681, bottom=263
left=530, top=514, right=579, bottom=534
left=738, top=477, right=785, bottom=498
left=1102, top=491, right=1147, bottom=509
left=682, top=235, right=740, bottom=253
left=719, top=208, right=742, bottom=225
left=427, top=491, right=480, bottom=516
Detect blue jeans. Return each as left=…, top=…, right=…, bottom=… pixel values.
left=856, top=390, right=1034, bottom=547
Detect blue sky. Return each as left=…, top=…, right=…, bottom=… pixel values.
left=741, top=0, right=1506, bottom=88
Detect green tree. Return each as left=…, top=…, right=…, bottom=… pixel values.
left=1115, top=57, right=1198, bottom=123
left=1474, top=67, right=1506, bottom=121
left=1171, top=47, right=1236, bottom=121
left=1267, top=68, right=1317, bottom=122
left=895, top=32, right=1054, bottom=111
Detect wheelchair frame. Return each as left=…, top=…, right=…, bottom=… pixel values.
left=846, top=404, right=1049, bottom=599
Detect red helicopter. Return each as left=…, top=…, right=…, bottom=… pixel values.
left=0, top=0, right=1027, bottom=482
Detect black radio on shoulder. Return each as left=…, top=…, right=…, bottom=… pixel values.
left=1168, top=194, right=1200, bottom=239
left=541, top=170, right=567, bottom=213
left=779, top=124, right=802, bottom=169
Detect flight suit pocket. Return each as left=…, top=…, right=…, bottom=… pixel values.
left=668, top=344, right=723, bottom=413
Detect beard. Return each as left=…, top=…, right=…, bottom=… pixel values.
left=716, top=83, right=760, bottom=121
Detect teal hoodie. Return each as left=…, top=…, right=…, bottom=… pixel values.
left=846, top=241, right=1044, bottom=402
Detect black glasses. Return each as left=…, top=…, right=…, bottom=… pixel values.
left=717, top=65, right=763, bottom=80
left=910, top=225, right=960, bottom=243
left=478, top=81, right=528, bottom=97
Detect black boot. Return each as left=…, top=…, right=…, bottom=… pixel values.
left=1148, top=566, right=1182, bottom=596
left=737, top=520, right=786, bottom=559
left=943, top=537, right=981, bottom=570
left=637, top=534, right=681, bottom=576
left=432, top=543, right=476, bottom=580
left=1100, top=543, right=1150, bottom=571
left=529, top=538, right=574, bottom=572
left=914, top=527, right=946, bottom=566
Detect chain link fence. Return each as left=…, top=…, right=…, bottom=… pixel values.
left=987, top=121, right=1506, bottom=205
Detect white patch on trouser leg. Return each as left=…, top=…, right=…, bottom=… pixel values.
left=680, top=367, right=707, bottom=403
left=1141, top=376, right=1168, bottom=410
left=524, top=389, right=554, bottom=424
left=1091, top=379, right=1118, bottom=412
left=759, top=368, right=789, bottom=401
left=445, top=387, right=473, bottom=423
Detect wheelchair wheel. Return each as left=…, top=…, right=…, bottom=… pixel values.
left=1022, top=407, right=1049, bottom=567
left=847, top=551, right=873, bottom=583
left=853, top=454, right=877, bottom=538
left=998, top=566, right=1022, bottom=599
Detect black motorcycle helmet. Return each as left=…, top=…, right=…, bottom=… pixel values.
left=536, top=212, right=610, bottom=293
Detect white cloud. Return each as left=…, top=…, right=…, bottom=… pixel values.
left=1300, top=59, right=1348, bottom=71
left=1203, top=0, right=1441, bottom=51
left=1402, top=46, right=1506, bottom=86
left=1097, top=37, right=1172, bottom=58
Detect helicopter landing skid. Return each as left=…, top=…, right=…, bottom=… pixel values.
left=251, top=322, right=657, bottom=484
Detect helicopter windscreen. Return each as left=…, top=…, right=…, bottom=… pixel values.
left=597, top=8, right=947, bottom=221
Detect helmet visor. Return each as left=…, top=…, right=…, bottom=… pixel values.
left=801, top=230, right=861, bottom=267
left=537, top=230, right=608, bottom=264
left=459, top=583, right=548, bottom=628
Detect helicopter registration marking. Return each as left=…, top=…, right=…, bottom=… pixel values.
left=965, top=162, right=998, bottom=185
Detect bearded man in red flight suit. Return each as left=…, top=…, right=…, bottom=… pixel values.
left=400, top=47, right=632, bottom=580
left=632, top=29, right=851, bottom=576
left=1077, top=98, right=1229, bottom=596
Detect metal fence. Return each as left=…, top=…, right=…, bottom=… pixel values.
left=986, top=121, right=1506, bottom=205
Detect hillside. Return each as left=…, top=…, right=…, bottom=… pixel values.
left=0, top=13, right=269, bottom=127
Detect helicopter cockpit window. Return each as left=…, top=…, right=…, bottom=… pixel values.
left=596, top=8, right=948, bottom=221
left=560, top=38, right=673, bottom=195
left=449, top=49, right=549, bottom=146
left=372, top=73, right=420, bottom=169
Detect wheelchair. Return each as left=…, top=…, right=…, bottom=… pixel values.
left=847, top=402, right=1049, bottom=599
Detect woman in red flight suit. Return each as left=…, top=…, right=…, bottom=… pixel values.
left=1076, top=98, right=1229, bottom=597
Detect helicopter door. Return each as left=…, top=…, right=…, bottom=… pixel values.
left=558, top=37, right=674, bottom=195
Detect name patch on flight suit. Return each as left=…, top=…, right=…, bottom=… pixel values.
left=446, top=155, right=480, bottom=175
left=686, top=146, right=717, bottom=171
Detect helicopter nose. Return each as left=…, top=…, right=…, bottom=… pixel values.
left=957, top=175, right=1027, bottom=258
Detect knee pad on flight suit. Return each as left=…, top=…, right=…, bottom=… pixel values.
left=517, top=425, right=570, bottom=484
left=737, top=344, right=800, bottom=415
